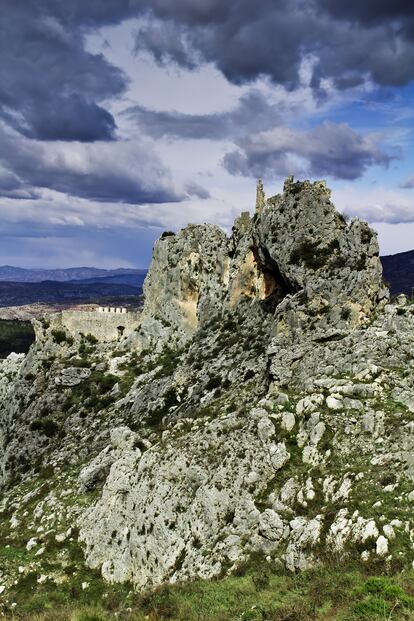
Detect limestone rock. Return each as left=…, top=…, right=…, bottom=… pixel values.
left=139, top=224, right=230, bottom=347
left=5, top=177, right=414, bottom=598
left=376, top=535, right=389, bottom=556
left=255, top=178, right=387, bottom=338
left=79, top=447, right=115, bottom=492
left=137, top=177, right=386, bottom=350
left=258, top=509, right=285, bottom=542
left=78, top=413, right=288, bottom=589
left=55, top=367, right=91, bottom=387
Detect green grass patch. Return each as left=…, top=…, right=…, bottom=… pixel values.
left=3, top=565, right=414, bottom=620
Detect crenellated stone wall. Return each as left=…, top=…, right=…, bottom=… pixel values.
left=50, top=309, right=141, bottom=342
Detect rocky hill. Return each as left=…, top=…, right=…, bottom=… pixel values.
left=1, top=177, right=414, bottom=618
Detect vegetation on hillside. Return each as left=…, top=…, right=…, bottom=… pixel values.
left=2, top=559, right=414, bottom=620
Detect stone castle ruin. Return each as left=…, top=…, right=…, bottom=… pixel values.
left=43, top=307, right=141, bottom=343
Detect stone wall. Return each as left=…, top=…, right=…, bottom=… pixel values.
left=53, top=310, right=141, bottom=342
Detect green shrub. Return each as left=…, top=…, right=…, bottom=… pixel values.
left=290, top=238, right=339, bottom=270
left=0, top=319, right=35, bottom=358
left=353, top=595, right=391, bottom=618
left=139, top=584, right=178, bottom=619
left=164, top=387, right=178, bottom=409
left=239, top=608, right=264, bottom=621
left=340, top=307, right=352, bottom=320
left=51, top=329, right=74, bottom=346
left=251, top=572, right=270, bottom=592
left=355, top=253, right=367, bottom=271
left=29, top=416, right=60, bottom=437
left=352, top=576, right=414, bottom=619
left=206, top=375, right=222, bottom=390
left=92, top=372, right=117, bottom=393
left=362, top=576, right=414, bottom=608
left=21, top=593, right=51, bottom=613
left=361, top=228, right=373, bottom=245
left=85, top=334, right=98, bottom=345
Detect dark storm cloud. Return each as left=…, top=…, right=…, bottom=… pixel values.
left=0, top=2, right=128, bottom=142
left=0, top=124, right=182, bottom=204
left=223, top=122, right=396, bottom=181
left=0, top=0, right=410, bottom=204
left=0, top=1, right=208, bottom=203
left=124, top=91, right=282, bottom=140
left=4, top=94, right=117, bottom=143
left=133, top=0, right=414, bottom=90
left=317, top=1, right=414, bottom=24
left=3, top=0, right=414, bottom=145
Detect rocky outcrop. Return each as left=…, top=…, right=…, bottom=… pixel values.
left=139, top=225, right=230, bottom=347
left=2, top=177, right=410, bottom=603
left=76, top=295, right=414, bottom=588
left=255, top=177, right=388, bottom=338
left=137, top=177, right=386, bottom=351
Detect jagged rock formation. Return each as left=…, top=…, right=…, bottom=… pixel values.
left=137, top=177, right=387, bottom=351
left=2, top=177, right=414, bottom=603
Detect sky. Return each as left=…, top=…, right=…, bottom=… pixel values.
left=0, top=1, right=413, bottom=268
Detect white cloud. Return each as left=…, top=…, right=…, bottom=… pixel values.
left=334, top=185, right=414, bottom=224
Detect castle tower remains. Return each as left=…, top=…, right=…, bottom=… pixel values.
left=255, top=179, right=266, bottom=213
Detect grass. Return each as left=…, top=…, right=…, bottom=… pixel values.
left=2, top=562, right=414, bottom=620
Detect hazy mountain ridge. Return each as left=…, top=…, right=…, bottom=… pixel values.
left=0, top=265, right=147, bottom=283
left=0, top=281, right=140, bottom=308
left=69, top=273, right=147, bottom=286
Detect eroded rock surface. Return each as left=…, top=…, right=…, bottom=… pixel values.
left=136, top=176, right=387, bottom=351
left=2, top=177, right=414, bottom=599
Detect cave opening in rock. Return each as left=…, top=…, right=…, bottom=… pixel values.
left=252, top=245, right=299, bottom=311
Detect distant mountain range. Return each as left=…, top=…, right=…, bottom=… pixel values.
left=381, top=250, right=414, bottom=297
left=70, top=273, right=145, bottom=286
left=0, top=267, right=148, bottom=308
left=0, top=265, right=147, bottom=284
left=0, top=281, right=140, bottom=307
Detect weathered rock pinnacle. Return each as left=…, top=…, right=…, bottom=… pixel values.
left=255, top=178, right=266, bottom=213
